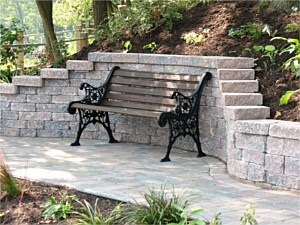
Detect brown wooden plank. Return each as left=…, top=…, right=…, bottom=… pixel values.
left=114, top=69, right=203, bottom=82
left=71, top=103, right=160, bottom=118
left=108, top=85, right=180, bottom=97
left=110, top=77, right=199, bottom=90
left=103, top=100, right=174, bottom=112
left=106, top=93, right=176, bottom=105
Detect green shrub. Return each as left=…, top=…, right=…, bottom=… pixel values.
left=42, top=192, right=77, bottom=221
left=228, top=22, right=273, bottom=40
left=74, top=198, right=121, bottom=225
left=119, top=185, right=190, bottom=225
left=0, top=161, right=22, bottom=197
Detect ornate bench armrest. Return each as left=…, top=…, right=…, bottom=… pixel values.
left=79, top=82, right=107, bottom=105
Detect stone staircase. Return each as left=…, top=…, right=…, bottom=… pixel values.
left=218, top=69, right=270, bottom=120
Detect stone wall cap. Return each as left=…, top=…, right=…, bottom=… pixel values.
left=12, top=76, right=43, bottom=87
left=41, top=68, right=69, bottom=79
left=0, top=83, right=19, bottom=94
left=88, top=52, right=255, bottom=69
left=269, top=121, right=300, bottom=140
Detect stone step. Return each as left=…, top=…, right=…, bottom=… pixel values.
left=66, top=60, right=94, bottom=71
left=222, top=93, right=263, bottom=106
left=41, top=68, right=68, bottom=79
left=218, top=69, right=255, bottom=80
left=220, top=80, right=258, bottom=93
left=224, top=106, right=270, bottom=120
left=12, top=76, right=43, bottom=87
left=0, top=83, right=18, bottom=94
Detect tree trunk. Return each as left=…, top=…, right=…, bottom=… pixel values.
left=35, top=0, right=60, bottom=63
left=93, top=0, right=111, bottom=29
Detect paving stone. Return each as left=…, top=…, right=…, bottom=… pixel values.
left=217, top=69, right=255, bottom=80
left=220, top=80, right=258, bottom=92
left=67, top=60, right=94, bottom=71
left=269, top=121, right=300, bottom=140
left=222, top=93, right=263, bottom=106
left=0, top=83, right=18, bottom=94
left=224, top=106, right=270, bottom=120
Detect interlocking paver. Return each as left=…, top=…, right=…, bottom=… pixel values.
left=0, top=137, right=299, bottom=225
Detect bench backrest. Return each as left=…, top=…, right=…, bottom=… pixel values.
left=102, top=67, right=209, bottom=114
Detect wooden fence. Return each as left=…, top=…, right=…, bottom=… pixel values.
left=12, top=21, right=94, bottom=69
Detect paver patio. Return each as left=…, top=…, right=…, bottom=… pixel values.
left=1, top=137, right=299, bottom=225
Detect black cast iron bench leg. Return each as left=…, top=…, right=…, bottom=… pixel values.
left=71, top=109, right=117, bottom=146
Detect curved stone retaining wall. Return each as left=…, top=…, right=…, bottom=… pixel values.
left=0, top=53, right=299, bottom=190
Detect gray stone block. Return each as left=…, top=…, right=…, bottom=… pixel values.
left=224, top=106, right=270, bottom=120
left=12, top=76, right=43, bottom=87
left=269, top=121, right=300, bottom=140
left=19, top=112, right=52, bottom=121
left=0, top=94, right=27, bottom=103
left=284, top=157, right=299, bottom=176
left=67, top=60, right=94, bottom=71
left=45, top=79, right=70, bottom=87
left=45, top=121, right=69, bottom=130
left=0, top=101, right=11, bottom=111
left=220, top=80, right=258, bottom=93
left=234, top=120, right=275, bottom=135
left=36, top=104, right=67, bottom=113
left=265, top=154, right=284, bottom=174
left=217, top=69, right=255, bottom=80
left=11, top=103, right=35, bottom=112
left=52, top=113, right=77, bottom=122
left=266, top=173, right=299, bottom=189
left=0, top=128, right=19, bottom=136
left=37, top=86, right=63, bottom=95
left=243, top=149, right=265, bottom=165
left=69, top=71, right=86, bottom=79
left=0, top=83, right=18, bottom=94
left=235, top=133, right=266, bottom=152
left=227, top=158, right=248, bottom=179
left=222, top=93, right=263, bottom=106
left=41, top=68, right=68, bottom=79
left=37, top=130, right=62, bottom=138
left=248, top=163, right=265, bottom=182
left=27, top=95, right=51, bottom=103
left=20, top=129, right=37, bottom=137
left=1, top=111, right=18, bottom=120
left=267, top=137, right=284, bottom=155
left=94, top=63, right=109, bottom=71
left=283, top=139, right=300, bottom=158
left=27, top=121, right=44, bottom=129
left=20, top=87, right=37, bottom=94
left=1, top=119, right=26, bottom=128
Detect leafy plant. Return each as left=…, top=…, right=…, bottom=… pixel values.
left=143, top=42, right=157, bottom=52
left=243, top=44, right=279, bottom=69
left=120, top=185, right=189, bottom=225
left=123, top=40, right=132, bottom=53
left=183, top=32, right=206, bottom=45
left=0, top=19, right=35, bottom=83
left=279, top=89, right=300, bottom=106
left=0, top=160, right=22, bottom=197
left=271, top=37, right=300, bottom=77
left=42, top=192, right=77, bottom=220
left=240, top=204, right=258, bottom=225
left=52, top=38, right=70, bottom=68
left=167, top=204, right=207, bottom=225
left=74, top=198, right=121, bottom=225
left=228, top=22, right=274, bottom=40
left=285, top=23, right=300, bottom=33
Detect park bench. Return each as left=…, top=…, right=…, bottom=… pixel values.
left=68, top=66, right=212, bottom=162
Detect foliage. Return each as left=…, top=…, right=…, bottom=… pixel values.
left=74, top=198, right=121, bottom=225
left=167, top=204, right=207, bottom=225
left=228, top=22, right=274, bottom=40
left=143, top=42, right=157, bottom=52
left=183, top=32, right=206, bottom=45
left=51, top=38, right=70, bottom=68
left=258, top=0, right=299, bottom=14
left=271, top=37, right=300, bottom=77
left=240, top=204, right=258, bottom=225
left=42, top=192, right=77, bottom=221
left=53, top=0, right=93, bottom=30
left=0, top=19, right=35, bottom=83
left=285, top=23, right=300, bottom=33
left=0, top=160, right=22, bottom=197
left=279, top=89, right=300, bottom=106
left=96, top=0, right=208, bottom=42
left=123, top=40, right=133, bottom=53
left=120, top=185, right=189, bottom=225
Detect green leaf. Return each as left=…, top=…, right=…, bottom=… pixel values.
left=190, top=209, right=204, bottom=216
left=253, top=45, right=264, bottom=52
left=190, top=220, right=206, bottom=225
left=279, top=89, right=300, bottom=106
left=264, top=45, right=276, bottom=52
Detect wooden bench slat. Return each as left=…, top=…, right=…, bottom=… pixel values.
left=109, top=85, right=194, bottom=97
left=106, top=93, right=176, bottom=106
left=111, top=77, right=199, bottom=90
left=114, top=69, right=202, bottom=82
left=104, top=100, right=174, bottom=112
left=71, top=103, right=160, bottom=118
